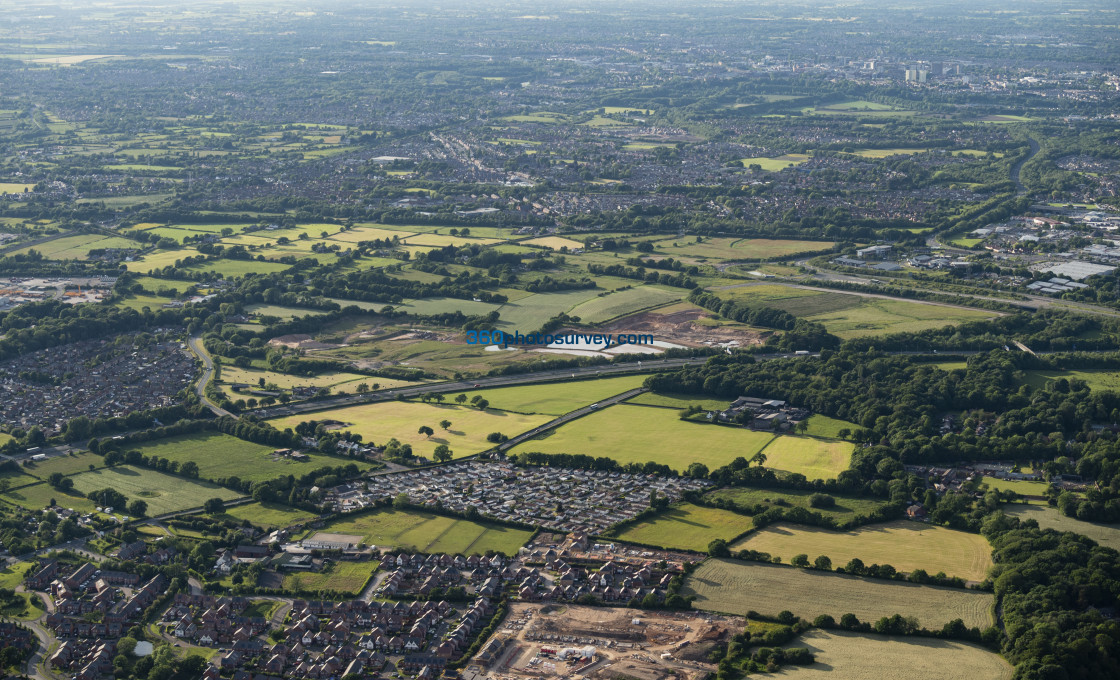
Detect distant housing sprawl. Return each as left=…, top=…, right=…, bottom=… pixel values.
left=465, top=330, right=655, bottom=346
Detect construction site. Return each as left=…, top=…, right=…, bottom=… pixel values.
left=463, top=603, right=740, bottom=680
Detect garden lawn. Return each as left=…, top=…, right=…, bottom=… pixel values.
left=608, top=503, right=753, bottom=552
left=510, top=404, right=774, bottom=472
left=68, top=466, right=241, bottom=515
left=270, top=401, right=551, bottom=460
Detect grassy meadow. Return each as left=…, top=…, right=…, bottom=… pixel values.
left=607, top=503, right=753, bottom=552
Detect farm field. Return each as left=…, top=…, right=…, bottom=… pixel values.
left=245, top=303, right=327, bottom=320
left=758, top=436, right=853, bottom=481
left=607, top=503, right=752, bottom=552
left=567, top=286, right=682, bottom=324
left=443, top=376, right=646, bottom=416
left=283, top=560, right=378, bottom=595
left=1003, top=504, right=1120, bottom=551
left=847, top=148, right=929, bottom=158
left=624, top=391, right=730, bottom=412
left=521, top=236, right=585, bottom=250
left=705, top=488, right=886, bottom=520
left=803, top=298, right=996, bottom=339
left=2, top=482, right=96, bottom=513
left=269, top=401, right=551, bottom=459
left=800, top=415, right=858, bottom=439
left=713, top=285, right=865, bottom=316
left=772, top=630, right=1012, bottom=680
left=215, top=502, right=317, bottom=530
left=495, top=289, right=606, bottom=330
left=24, top=452, right=103, bottom=478
left=309, top=508, right=532, bottom=555
left=67, top=466, right=242, bottom=515
left=509, top=404, right=774, bottom=471
left=11, top=233, right=140, bottom=260
left=650, top=238, right=833, bottom=262
left=732, top=521, right=993, bottom=581
left=218, top=366, right=381, bottom=392
left=124, top=432, right=360, bottom=483
left=0, top=466, right=43, bottom=489
left=683, top=559, right=993, bottom=629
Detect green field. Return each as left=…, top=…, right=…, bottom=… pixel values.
left=980, top=476, right=1050, bottom=497
left=2, top=483, right=96, bottom=513
left=309, top=507, right=532, bottom=555
left=23, top=452, right=103, bottom=477
left=283, top=560, right=379, bottom=595
left=713, top=285, right=866, bottom=317
left=652, top=238, right=832, bottom=262
left=683, top=559, right=994, bottom=629
left=732, top=521, right=993, bottom=581
left=494, top=289, right=607, bottom=330
left=219, top=366, right=391, bottom=393
left=510, top=404, right=774, bottom=471
left=125, top=432, right=359, bottom=483
left=567, top=286, right=682, bottom=324
left=1003, top=504, right=1120, bottom=551
left=705, top=488, right=886, bottom=520
left=740, top=154, right=811, bottom=171
left=12, top=233, right=140, bottom=260
left=801, top=415, right=859, bottom=439
left=270, top=401, right=551, bottom=460
left=772, top=630, right=1012, bottom=680
left=625, top=391, right=731, bottom=412
left=757, top=436, right=854, bottom=481
left=607, top=503, right=752, bottom=552
left=245, top=303, right=327, bottom=320
left=68, top=466, right=241, bottom=515
left=1021, top=368, right=1120, bottom=392
left=217, top=502, right=317, bottom=530
left=848, top=148, right=929, bottom=158
left=443, top=376, right=646, bottom=416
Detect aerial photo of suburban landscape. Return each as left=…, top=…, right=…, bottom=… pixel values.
left=0, top=0, right=1118, bottom=678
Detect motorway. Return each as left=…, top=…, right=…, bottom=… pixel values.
left=495, top=386, right=648, bottom=453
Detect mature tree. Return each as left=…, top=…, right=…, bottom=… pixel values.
left=439, top=420, right=452, bottom=430
left=418, top=425, right=434, bottom=438
left=127, top=500, right=148, bottom=517
left=814, top=555, right=832, bottom=570
left=203, top=497, right=226, bottom=514
left=433, top=445, right=452, bottom=463
left=456, top=394, right=468, bottom=404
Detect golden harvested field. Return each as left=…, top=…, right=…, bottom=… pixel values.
left=732, top=521, right=993, bottom=581
left=772, top=630, right=1012, bottom=680
left=1004, top=504, right=1120, bottom=551
left=683, top=559, right=993, bottom=629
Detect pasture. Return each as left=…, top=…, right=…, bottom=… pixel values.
left=67, top=466, right=241, bottom=515
left=494, top=289, right=607, bottom=330
left=732, top=521, right=993, bottom=581
left=758, top=436, right=854, bottom=481
left=567, top=286, right=683, bottom=324
left=218, top=502, right=316, bottom=530
left=803, top=298, right=996, bottom=339
left=683, top=558, right=994, bottom=629
left=607, top=503, right=753, bottom=552
left=124, top=432, right=357, bottom=483
left=509, top=404, right=774, bottom=471
left=1021, top=368, right=1120, bottom=392
left=443, top=375, right=646, bottom=416
left=269, top=401, right=551, bottom=459
left=705, top=488, right=885, bottom=520
left=847, top=148, right=929, bottom=158
left=771, top=630, right=1012, bottom=680
left=12, top=233, right=141, bottom=260
left=980, top=477, right=1049, bottom=497
left=624, top=391, right=731, bottom=412
left=1003, top=504, right=1120, bottom=551
left=521, top=236, right=585, bottom=250
left=309, top=508, right=532, bottom=555
left=245, top=304, right=326, bottom=320
left=2, top=483, right=96, bottom=513
left=651, top=238, right=833, bottom=262
left=23, top=452, right=103, bottom=478
left=801, top=415, right=858, bottom=439
left=218, top=366, right=376, bottom=392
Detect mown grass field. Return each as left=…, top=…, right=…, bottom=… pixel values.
left=68, top=466, right=241, bottom=515
left=521, top=236, right=585, bottom=250
left=803, top=299, right=997, bottom=339
left=443, top=376, right=646, bottom=416
left=12, top=233, right=140, bottom=260
left=23, top=452, right=103, bottom=477
left=732, top=521, right=993, bottom=581
left=772, top=630, right=1012, bottom=680
left=607, top=503, right=752, bottom=552
left=283, top=560, right=379, bottom=594
left=714, top=285, right=866, bottom=317
left=216, top=502, right=317, bottom=530
left=2, top=483, right=96, bottom=513
left=270, top=401, right=550, bottom=460
left=310, top=508, right=532, bottom=555
left=1003, top=504, right=1120, bottom=551
left=218, top=366, right=379, bottom=392
left=801, top=415, right=858, bottom=439
left=758, top=436, right=854, bottom=481
left=683, top=559, right=993, bottom=629
left=740, top=154, right=811, bottom=171
left=1020, top=368, right=1120, bottom=392
left=650, top=238, right=832, bottom=262
left=125, top=432, right=358, bottom=483
left=705, top=488, right=885, bottom=520
left=568, top=286, right=683, bottom=324
left=980, top=476, right=1049, bottom=497
left=510, top=404, right=774, bottom=471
